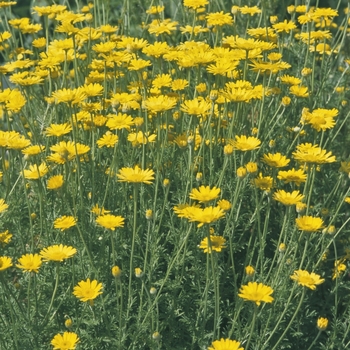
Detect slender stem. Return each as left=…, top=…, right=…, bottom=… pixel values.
left=41, top=263, right=60, bottom=327
left=126, top=184, right=138, bottom=321
left=271, top=289, right=306, bottom=350
left=245, top=304, right=258, bottom=350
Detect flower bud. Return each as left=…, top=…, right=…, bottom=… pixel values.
left=317, top=317, right=328, bottom=331
left=112, top=265, right=122, bottom=278
left=135, top=267, right=143, bottom=278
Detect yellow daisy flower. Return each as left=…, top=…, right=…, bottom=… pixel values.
left=238, top=281, right=274, bottom=306
left=73, top=278, right=103, bottom=302
left=117, top=165, right=155, bottom=184
left=290, top=269, right=325, bottom=290
left=189, top=185, right=220, bottom=202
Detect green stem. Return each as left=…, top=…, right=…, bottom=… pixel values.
left=270, top=288, right=306, bottom=350
left=126, top=184, right=138, bottom=321
left=245, top=304, right=258, bottom=350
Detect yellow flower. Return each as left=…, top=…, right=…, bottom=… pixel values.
left=262, top=152, right=290, bottom=168
left=91, top=204, right=110, bottom=216
left=143, top=95, right=177, bottom=114
left=0, top=88, right=26, bottom=112
left=317, top=317, right=329, bottom=331
left=145, top=209, right=153, bottom=220
left=332, top=259, right=346, bottom=280
left=177, top=205, right=225, bottom=227
left=189, top=185, right=220, bottom=202
left=304, top=108, right=338, bottom=132
left=238, top=281, right=274, bottom=306
left=127, top=131, right=157, bottom=147
left=112, top=266, right=122, bottom=278
left=292, top=143, right=336, bottom=164
left=64, top=318, right=73, bottom=328
left=277, top=168, right=307, bottom=185
left=0, top=256, right=12, bottom=272
left=246, top=162, right=258, bottom=174
left=229, top=135, right=261, bottom=151
left=206, top=11, right=233, bottom=27
left=32, top=37, right=46, bottom=48
left=23, top=163, right=49, bottom=180
left=54, top=216, right=77, bottom=231
left=135, top=267, right=143, bottom=278
left=106, top=113, right=134, bottom=131
left=52, top=87, right=87, bottom=105
left=253, top=173, right=273, bottom=191
left=290, top=269, right=325, bottom=290
left=245, top=265, right=255, bottom=276
left=0, top=230, right=12, bottom=245
left=184, top=0, right=209, bottom=10
left=290, top=85, right=309, bottom=98
left=128, top=58, right=152, bottom=71
left=96, top=214, right=125, bottom=230
left=47, top=175, right=64, bottom=190
left=199, top=235, right=226, bottom=253
left=148, top=18, right=178, bottom=36
left=51, top=332, right=79, bottom=350
left=146, top=5, right=164, bottom=14
left=40, top=244, right=77, bottom=262
left=208, top=338, right=244, bottom=350
left=239, top=5, right=261, bottom=16
left=22, top=145, right=45, bottom=156
left=273, top=190, right=305, bottom=206
left=272, top=20, right=297, bottom=33
left=217, top=199, right=232, bottom=211
left=117, top=165, right=155, bottom=184
left=73, top=278, right=103, bottom=302
left=16, top=253, right=42, bottom=273
left=171, top=78, right=189, bottom=91
left=0, top=198, right=9, bottom=213
left=45, top=123, right=72, bottom=137
left=180, top=97, right=212, bottom=116
left=296, top=216, right=324, bottom=232
left=96, top=131, right=118, bottom=148
left=0, top=2, right=16, bottom=8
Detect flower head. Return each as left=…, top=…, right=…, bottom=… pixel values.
left=293, top=143, right=336, bottom=164
left=51, top=331, right=79, bottom=350
left=296, top=216, right=324, bottom=232
left=40, top=244, right=77, bottom=262
left=208, top=338, right=244, bottom=350
left=317, top=317, right=328, bottom=331
left=0, top=230, right=12, bottom=246
left=112, top=266, right=122, bottom=278
left=277, top=168, right=307, bottom=185
left=253, top=173, right=273, bottom=191
left=0, top=198, right=9, bottom=214
left=273, top=190, right=305, bottom=206
left=117, top=165, right=155, bottom=184
left=176, top=205, right=225, bottom=227
left=290, top=269, right=325, bottom=290
left=16, top=253, right=42, bottom=273
left=189, top=185, right=220, bottom=202
left=73, top=278, right=103, bottom=302
left=96, top=214, right=125, bottom=230
left=0, top=256, right=12, bottom=272
left=238, top=281, right=274, bottom=306
left=23, top=163, right=49, bottom=180
left=262, top=153, right=290, bottom=168
left=229, top=135, right=261, bottom=151
left=54, top=216, right=77, bottom=231
left=199, top=235, right=226, bottom=253
left=184, top=0, right=209, bottom=10
left=47, top=175, right=64, bottom=190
